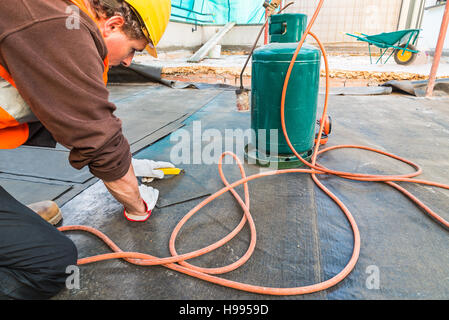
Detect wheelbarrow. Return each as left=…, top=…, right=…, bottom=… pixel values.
left=346, top=29, right=420, bottom=65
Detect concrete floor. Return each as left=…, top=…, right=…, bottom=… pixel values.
left=53, top=87, right=449, bottom=300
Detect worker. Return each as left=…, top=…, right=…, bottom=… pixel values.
left=0, top=0, right=173, bottom=299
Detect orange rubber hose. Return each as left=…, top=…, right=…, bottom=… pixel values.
left=58, top=0, right=449, bottom=295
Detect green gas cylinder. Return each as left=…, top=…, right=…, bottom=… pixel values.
left=247, top=13, right=321, bottom=168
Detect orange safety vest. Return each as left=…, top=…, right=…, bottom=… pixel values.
left=0, top=0, right=109, bottom=149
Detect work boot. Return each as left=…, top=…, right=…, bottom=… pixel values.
left=27, top=200, right=62, bottom=225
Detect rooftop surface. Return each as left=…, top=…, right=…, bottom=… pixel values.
left=1, top=50, right=448, bottom=300
left=51, top=83, right=448, bottom=300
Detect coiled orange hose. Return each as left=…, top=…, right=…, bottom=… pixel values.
left=59, top=0, right=449, bottom=296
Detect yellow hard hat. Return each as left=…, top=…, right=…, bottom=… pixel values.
left=124, top=0, right=172, bottom=58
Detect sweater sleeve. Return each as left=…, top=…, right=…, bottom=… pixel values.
left=0, top=18, right=131, bottom=182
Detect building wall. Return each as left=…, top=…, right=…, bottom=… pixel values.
left=282, top=0, right=404, bottom=43
left=158, top=0, right=426, bottom=50
left=158, top=22, right=267, bottom=50
left=420, top=0, right=449, bottom=50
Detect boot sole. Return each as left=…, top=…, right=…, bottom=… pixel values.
left=47, top=208, right=63, bottom=225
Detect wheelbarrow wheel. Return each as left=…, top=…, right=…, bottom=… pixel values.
left=394, top=44, right=417, bottom=65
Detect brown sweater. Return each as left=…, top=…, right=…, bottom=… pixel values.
left=0, top=0, right=131, bottom=181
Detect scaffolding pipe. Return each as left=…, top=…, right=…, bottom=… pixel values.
left=426, top=1, right=449, bottom=97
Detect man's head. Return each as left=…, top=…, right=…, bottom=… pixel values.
left=87, top=0, right=171, bottom=66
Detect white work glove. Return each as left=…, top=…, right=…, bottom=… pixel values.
left=139, top=184, right=159, bottom=212
left=132, top=158, right=175, bottom=182
left=124, top=185, right=159, bottom=222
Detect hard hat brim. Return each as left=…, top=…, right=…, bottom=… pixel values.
left=146, top=45, right=158, bottom=58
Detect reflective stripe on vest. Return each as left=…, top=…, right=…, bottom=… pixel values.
left=0, top=0, right=109, bottom=149
left=0, top=65, right=30, bottom=149
left=0, top=80, right=38, bottom=125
